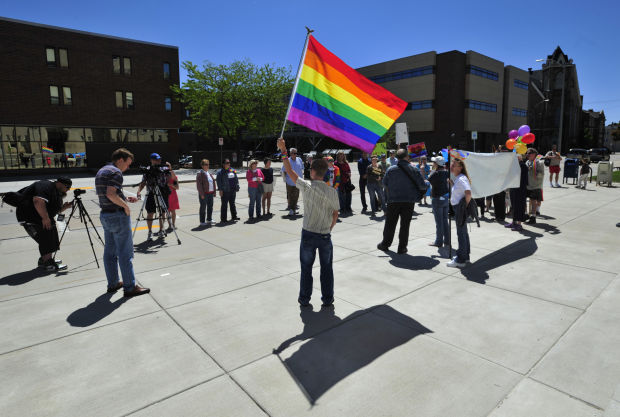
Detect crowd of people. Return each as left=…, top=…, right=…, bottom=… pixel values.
left=12, top=142, right=589, bottom=305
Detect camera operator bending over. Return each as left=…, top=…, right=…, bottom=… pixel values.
left=95, top=148, right=149, bottom=297
left=136, top=153, right=170, bottom=240
left=16, top=177, right=73, bottom=271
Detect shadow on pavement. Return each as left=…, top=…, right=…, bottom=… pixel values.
left=134, top=238, right=167, bottom=254
left=383, top=252, right=440, bottom=271
left=274, top=305, right=431, bottom=405
left=460, top=238, right=538, bottom=284
left=66, top=293, right=128, bottom=327
left=0, top=268, right=53, bottom=286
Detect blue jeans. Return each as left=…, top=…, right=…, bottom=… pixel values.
left=299, top=229, right=334, bottom=304
left=198, top=194, right=214, bottom=223
left=367, top=182, right=386, bottom=212
left=338, top=186, right=352, bottom=212
left=431, top=197, right=450, bottom=246
left=456, top=222, right=470, bottom=263
left=100, top=211, right=136, bottom=291
left=248, top=187, right=261, bottom=218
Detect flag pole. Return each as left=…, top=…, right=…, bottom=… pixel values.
left=447, top=141, right=453, bottom=260
left=279, top=26, right=314, bottom=139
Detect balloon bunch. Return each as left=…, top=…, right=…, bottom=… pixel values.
left=505, top=125, right=535, bottom=154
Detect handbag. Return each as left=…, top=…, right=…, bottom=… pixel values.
left=344, top=181, right=355, bottom=192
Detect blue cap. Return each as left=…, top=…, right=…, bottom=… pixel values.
left=150, top=153, right=161, bottom=160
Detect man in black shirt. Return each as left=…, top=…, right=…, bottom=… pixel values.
left=427, top=156, right=450, bottom=248
left=16, top=177, right=73, bottom=271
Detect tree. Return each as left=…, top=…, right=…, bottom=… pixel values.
left=171, top=60, right=294, bottom=152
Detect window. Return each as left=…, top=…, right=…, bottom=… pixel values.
left=115, top=91, right=123, bottom=108
left=50, top=86, right=59, bottom=105
left=125, top=92, right=134, bottom=109
left=58, top=48, right=68, bottom=68
left=369, top=66, right=435, bottom=84
left=113, top=56, right=121, bottom=74
left=407, top=100, right=433, bottom=110
left=46, top=47, right=56, bottom=66
left=62, top=87, right=72, bottom=105
left=163, top=62, right=170, bottom=80
left=467, top=65, right=499, bottom=81
left=466, top=99, right=497, bottom=112
left=514, top=79, right=528, bottom=90
left=512, top=107, right=527, bottom=117
left=123, top=57, right=132, bottom=75
left=164, top=96, right=172, bottom=112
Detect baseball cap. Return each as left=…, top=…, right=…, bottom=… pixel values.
left=431, top=156, right=445, bottom=165
left=150, top=153, right=161, bottom=160
left=57, top=177, right=73, bottom=188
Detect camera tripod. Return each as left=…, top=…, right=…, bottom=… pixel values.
left=133, top=183, right=181, bottom=245
left=56, top=191, right=104, bottom=268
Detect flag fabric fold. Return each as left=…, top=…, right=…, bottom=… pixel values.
left=287, top=35, right=407, bottom=153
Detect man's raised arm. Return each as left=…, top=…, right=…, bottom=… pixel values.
left=277, top=138, right=299, bottom=183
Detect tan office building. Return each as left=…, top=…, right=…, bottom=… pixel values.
left=357, top=50, right=530, bottom=152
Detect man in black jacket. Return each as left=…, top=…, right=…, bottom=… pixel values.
left=16, top=177, right=73, bottom=271
left=377, top=149, right=426, bottom=254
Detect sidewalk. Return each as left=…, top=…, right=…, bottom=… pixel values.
left=0, top=168, right=619, bottom=416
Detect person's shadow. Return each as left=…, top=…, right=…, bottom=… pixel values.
left=383, top=252, right=440, bottom=271
left=0, top=268, right=50, bottom=286
left=460, top=237, right=539, bottom=284
left=66, top=293, right=128, bottom=327
left=273, top=305, right=432, bottom=405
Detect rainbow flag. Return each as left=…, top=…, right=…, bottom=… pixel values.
left=42, top=146, right=54, bottom=154
left=287, top=35, right=407, bottom=153
left=407, top=142, right=427, bottom=158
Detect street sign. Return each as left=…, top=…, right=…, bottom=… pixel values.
left=471, top=131, right=478, bottom=140
left=219, top=137, right=224, bottom=146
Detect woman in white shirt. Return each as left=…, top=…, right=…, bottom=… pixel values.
left=448, top=158, right=472, bottom=268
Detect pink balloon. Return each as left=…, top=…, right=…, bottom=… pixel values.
left=508, top=130, right=518, bottom=139
left=517, top=125, right=530, bottom=136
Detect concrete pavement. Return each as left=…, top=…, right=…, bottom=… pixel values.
left=0, top=166, right=619, bottom=416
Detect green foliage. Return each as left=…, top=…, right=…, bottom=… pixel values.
left=171, top=60, right=294, bottom=144
left=380, top=125, right=396, bottom=149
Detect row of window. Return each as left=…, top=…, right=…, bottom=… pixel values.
left=45, top=47, right=171, bottom=79
left=514, top=79, right=528, bottom=90
left=369, top=66, right=435, bottom=84
left=466, top=99, right=497, bottom=112
left=468, top=65, right=499, bottom=81
left=48, top=86, right=172, bottom=111
left=512, top=107, right=527, bottom=117
left=407, top=100, right=433, bottom=110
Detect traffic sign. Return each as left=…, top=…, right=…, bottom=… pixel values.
left=219, top=137, right=224, bottom=146
left=471, top=131, right=478, bottom=140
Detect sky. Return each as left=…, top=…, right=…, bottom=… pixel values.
left=4, top=0, right=620, bottom=123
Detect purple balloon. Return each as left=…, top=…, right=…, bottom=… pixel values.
left=517, top=125, right=530, bottom=136
left=508, top=130, right=518, bottom=139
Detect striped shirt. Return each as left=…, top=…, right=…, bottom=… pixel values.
left=95, top=163, right=126, bottom=211
left=296, top=177, right=340, bottom=234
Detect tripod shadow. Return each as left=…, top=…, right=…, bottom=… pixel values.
left=67, top=293, right=128, bottom=327
left=274, top=305, right=431, bottom=405
left=460, top=238, right=539, bottom=284
left=134, top=238, right=167, bottom=254
left=0, top=268, right=50, bottom=286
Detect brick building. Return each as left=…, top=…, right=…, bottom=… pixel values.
left=0, top=17, right=181, bottom=173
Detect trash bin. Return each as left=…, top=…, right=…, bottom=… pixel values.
left=596, top=161, right=614, bottom=187
left=563, top=158, right=579, bottom=184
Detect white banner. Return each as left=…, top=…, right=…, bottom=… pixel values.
left=395, top=123, right=408, bottom=144
left=459, top=151, right=521, bottom=199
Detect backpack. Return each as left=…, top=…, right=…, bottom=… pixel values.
left=1, top=184, right=34, bottom=208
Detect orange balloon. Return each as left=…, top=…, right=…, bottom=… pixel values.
left=506, top=139, right=516, bottom=150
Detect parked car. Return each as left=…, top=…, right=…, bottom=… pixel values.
left=566, top=148, right=588, bottom=160
left=587, top=148, right=611, bottom=162
left=272, top=152, right=283, bottom=162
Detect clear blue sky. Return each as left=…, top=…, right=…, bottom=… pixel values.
left=4, top=0, right=620, bottom=123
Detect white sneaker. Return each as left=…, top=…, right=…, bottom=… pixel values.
left=554, top=183, right=560, bottom=188
left=209, top=220, right=216, bottom=225
left=549, top=182, right=553, bottom=188
left=147, top=231, right=153, bottom=240
left=158, top=230, right=166, bottom=238
left=447, top=257, right=466, bottom=268
left=288, top=209, right=294, bottom=216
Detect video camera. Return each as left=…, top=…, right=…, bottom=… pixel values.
left=139, top=164, right=170, bottom=177
left=73, top=188, right=87, bottom=197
